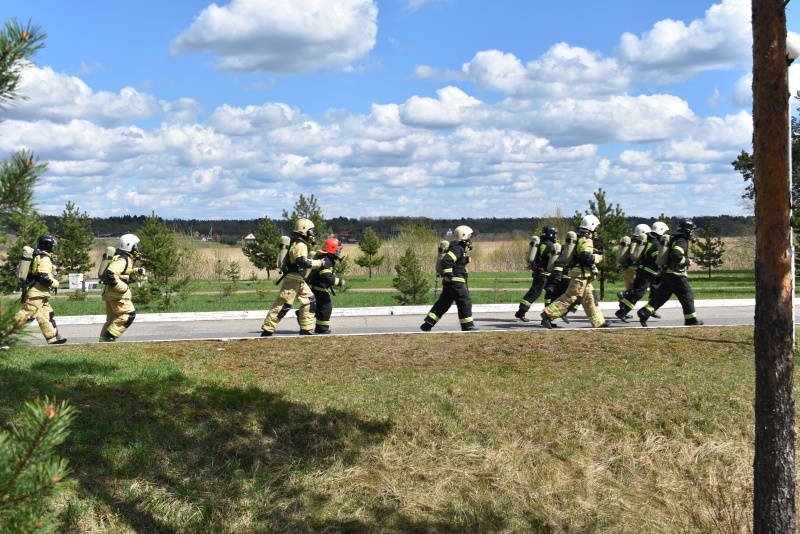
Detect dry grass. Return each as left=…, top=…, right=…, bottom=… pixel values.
left=1, top=325, right=777, bottom=533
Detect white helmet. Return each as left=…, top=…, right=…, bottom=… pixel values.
left=633, top=224, right=651, bottom=241
left=454, top=225, right=473, bottom=243
left=119, top=234, right=140, bottom=256
left=652, top=221, right=669, bottom=236
left=578, top=214, right=600, bottom=233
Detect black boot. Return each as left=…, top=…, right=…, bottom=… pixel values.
left=99, top=333, right=116, bottom=342
left=637, top=308, right=651, bottom=327
left=461, top=323, right=478, bottom=331
left=314, top=326, right=331, bottom=334
left=514, top=308, right=530, bottom=322
left=420, top=322, right=433, bottom=332
left=299, top=330, right=314, bottom=336
left=684, top=318, right=705, bottom=326
left=614, top=309, right=629, bottom=322
left=540, top=312, right=555, bottom=330
left=260, top=330, right=273, bottom=337
left=651, top=312, right=661, bottom=319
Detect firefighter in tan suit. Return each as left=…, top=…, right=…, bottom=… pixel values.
left=15, top=235, right=67, bottom=344
left=100, top=234, right=144, bottom=342
left=261, top=218, right=324, bottom=336
left=541, top=215, right=610, bottom=329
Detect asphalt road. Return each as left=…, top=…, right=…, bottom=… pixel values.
left=24, top=300, right=766, bottom=346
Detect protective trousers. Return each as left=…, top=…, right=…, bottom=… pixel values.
left=545, top=276, right=606, bottom=327
left=263, top=278, right=315, bottom=333
left=619, top=270, right=659, bottom=313
left=425, top=280, right=474, bottom=330
left=642, top=274, right=697, bottom=320
left=16, top=295, right=60, bottom=343
left=312, top=289, right=333, bottom=332
left=622, top=267, right=637, bottom=291
left=518, top=271, right=549, bottom=311
left=102, top=299, right=136, bottom=339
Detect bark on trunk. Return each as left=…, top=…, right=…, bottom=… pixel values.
left=752, top=1, right=796, bottom=532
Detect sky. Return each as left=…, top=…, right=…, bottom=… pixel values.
left=1, top=0, right=799, bottom=221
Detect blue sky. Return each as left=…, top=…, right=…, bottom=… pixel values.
left=2, top=0, right=799, bottom=220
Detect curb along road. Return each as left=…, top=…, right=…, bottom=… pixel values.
left=54, top=298, right=772, bottom=326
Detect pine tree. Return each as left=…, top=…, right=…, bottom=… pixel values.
left=0, top=19, right=48, bottom=346
left=392, top=247, right=431, bottom=305
left=355, top=227, right=384, bottom=280
left=732, top=99, right=800, bottom=226
left=282, top=194, right=328, bottom=239
left=138, top=212, right=185, bottom=309
left=0, top=397, right=75, bottom=534
left=692, top=221, right=726, bottom=279
left=242, top=215, right=280, bottom=279
left=576, top=188, right=629, bottom=299
left=655, top=212, right=677, bottom=233
left=53, top=201, right=94, bottom=276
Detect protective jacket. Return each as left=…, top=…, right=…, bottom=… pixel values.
left=638, top=233, right=662, bottom=276
left=568, top=235, right=601, bottom=278
left=309, top=254, right=342, bottom=292
left=27, top=250, right=57, bottom=298
left=102, top=251, right=135, bottom=300
left=285, top=237, right=323, bottom=281
left=666, top=235, right=690, bottom=277
left=441, top=242, right=469, bottom=283
left=532, top=238, right=557, bottom=273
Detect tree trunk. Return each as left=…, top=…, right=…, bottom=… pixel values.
left=752, top=1, right=796, bottom=532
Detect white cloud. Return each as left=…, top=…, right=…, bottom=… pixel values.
left=615, top=0, right=751, bottom=79
left=460, top=44, right=632, bottom=99
left=399, top=86, right=485, bottom=129
left=170, top=0, right=378, bottom=74
left=5, top=66, right=166, bottom=127
left=403, top=0, right=452, bottom=11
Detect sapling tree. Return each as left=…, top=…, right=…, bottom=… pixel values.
left=392, top=247, right=431, bottom=305
left=355, top=227, right=384, bottom=280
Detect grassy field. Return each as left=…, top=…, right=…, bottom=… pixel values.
left=0, top=325, right=782, bottom=533
left=40, top=270, right=762, bottom=316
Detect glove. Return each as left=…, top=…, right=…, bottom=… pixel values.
left=337, top=279, right=346, bottom=287
left=50, top=279, right=60, bottom=289
left=594, top=254, right=604, bottom=264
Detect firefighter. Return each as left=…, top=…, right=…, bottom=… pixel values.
left=100, top=234, right=145, bottom=342
left=637, top=219, right=704, bottom=327
left=620, top=224, right=649, bottom=291
left=261, top=218, right=324, bottom=336
left=615, top=222, right=668, bottom=321
left=541, top=215, right=610, bottom=329
left=421, top=225, right=477, bottom=332
left=515, top=225, right=559, bottom=322
left=15, top=235, right=66, bottom=344
left=310, top=238, right=347, bottom=334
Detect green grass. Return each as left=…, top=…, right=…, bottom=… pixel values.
left=0, top=326, right=775, bottom=532
left=45, top=270, right=763, bottom=316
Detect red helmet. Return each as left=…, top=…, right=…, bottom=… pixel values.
left=322, top=238, right=341, bottom=255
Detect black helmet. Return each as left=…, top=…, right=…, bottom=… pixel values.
left=675, top=219, right=696, bottom=236
left=541, top=225, right=557, bottom=241
left=37, top=235, right=55, bottom=253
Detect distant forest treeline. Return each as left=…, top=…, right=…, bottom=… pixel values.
left=39, top=213, right=756, bottom=239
